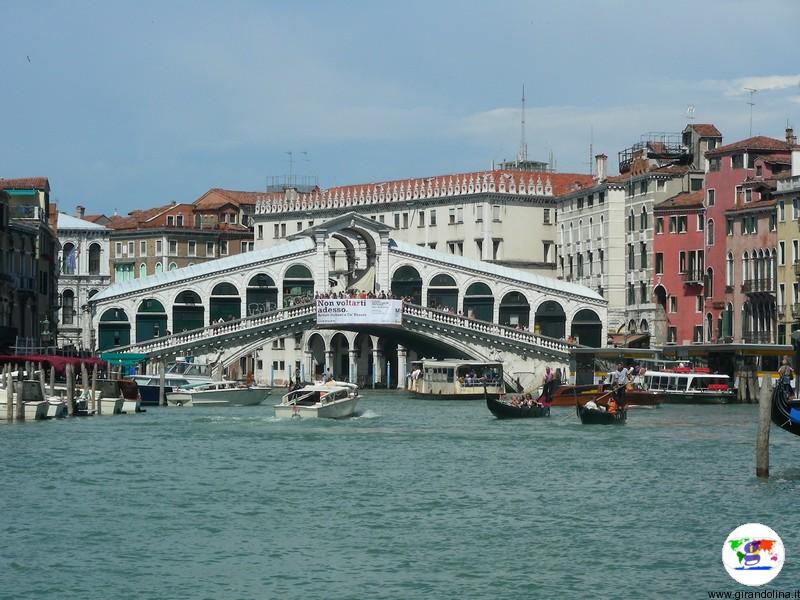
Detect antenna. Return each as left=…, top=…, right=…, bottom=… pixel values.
left=587, top=126, right=594, bottom=176
left=517, top=84, right=528, bottom=163
left=745, top=88, right=758, bottom=137
left=686, top=104, right=695, bottom=121
left=286, top=151, right=294, bottom=177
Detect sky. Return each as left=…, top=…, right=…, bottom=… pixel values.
left=2, top=0, right=799, bottom=215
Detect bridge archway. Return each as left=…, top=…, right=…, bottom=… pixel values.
left=210, top=282, right=241, bottom=322
left=535, top=300, right=566, bottom=339
left=283, top=265, right=314, bottom=306
left=307, top=332, right=326, bottom=379
left=98, top=308, right=130, bottom=350
left=247, top=274, right=278, bottom=315
left=136, top=299, right=167, bottom=342
left=463, top=281, right=494, bottom=321
left=391, top=265, right=422, bottom=303
left=330, top=332, right=350, bottom=380
left=173, top=290, right=204, bottom=332
left=571, top=308, right=602, bottom=347
left=500, top=291, right=530, bottom=328
left=427, top=273, right=458, bottom=311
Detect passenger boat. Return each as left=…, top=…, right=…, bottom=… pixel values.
left=132, top=360, right=216, bottom=405
left=167, top=381, right=271, bottom=407
left=408, top=359, right=504, bottom=399
left=641, top=368, right=733, bottom=404
left=576, top=399, right=627, bottom=425
left=547, top=384, right=663, bottom=407
left=485, top=392, right=550, bottom=419
left=771, top=380, right=800, bottom=436
left=274, top=381, right=358, bottom=419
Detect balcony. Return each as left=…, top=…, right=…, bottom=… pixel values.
left=777, top=304, right=786, bottom=319
left=793, top=303, right=800, bottom=319
left=9, top=203, right=48, bottom=224
left=742, top=278, right=775, bottom=295
left=777, top=174, right=800, bottom=193
left=743, top=332, right=772, bottom=344
left=681, top=271, right=703, bottom=286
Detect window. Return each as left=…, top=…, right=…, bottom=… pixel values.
left=188, top=241, right=196, bottom=256
left=476, top=205, right=483, bottom=222
left=428, top=242, right=437, bottom=250
left=394, top=213, right=400, bottom=229
left=779, top=200, right=785, bottom=222
left=281, top=223, right=286, bottom=237
left=587, top=195, right=594, bottom=208
left=169, top=262, right=177, bottom=271
left=628, top=210, right=635, bottom=232
left=167, top=215, right=174, bottom=226
left=599, top=192, right=605, bottom=205
left=779, top=241, right=786, bottom=266
left=430, top=210, right=437, bottom=226
left=176, top=215, right=184, bottom=227
left=127, top=241, right=135, bottom=255
left=577, top=197, right=584, bottom=210
left=668, top=327, right=678, bottom=343
left=726, top=217, right=733, bottom=236
left=656, top=217, right=664, bottom=234
left=678, top=216, right=687, bottom=233
left=628, top=244, right=635, bottom=270
left=732, top=154, right=744, bottom=169
left=655, top=252, right=664, bottom=274
left=640, top=282, right=648, bottom=304
left=669, top=216, right=677, bottom=233
left=706, top=219, right=714, bottom=246
left=419, top=210, right=426, bottom=227
left=577, top=254, right=584, bottom=278
left=726, top=252, right=734, bottom=286
left=745, top=188, right=752, bottom=203
left=697, top=214, right=704, bottom=231
left=690, top=179, right=703, bottom=192
left=378, top=215, right=385, bottom=224
left=491, top=240, right=500, bottom=260
left=240, top=241, right=248, bottom=253
left=543, top=208, right=551, bottom=225
left=476, top=239, right=483, bottom=257
left=220, top=240, right=228, bottom=255
left=640, top=207, right=647, bottom=229
left=639, top=180, right=648, bottom=195
left=794, top=198, right=800, bottom=220
left=449, top=208, right=456, bottom=224
left=769, top=212, right=776, bottom=232
left=139, top=263, right=147, bottom=278
left=273, top=224, right=280, bottom=238
left=599, top=249, right=604, bottom=274
left=61, top=290, right=75, bottom=325
left=296, top=221, right=302, bottom=232
left=627, top=283, right=635, bottom=305
left=640, top=242, right=647, bottom=269
left=114, top=262, right=135, bottom=282
left=657, top=180, right=666, bottom=192
left=258, top=225, right=263, bottom=240
left=709, top=157, right=721, bottom=171
left=206, top=242, right=214, bottom=257
left=492, top=205, right=500, bottom=221
left=669, top=296, right=677, bottom=313
left=156, top=240, right=162, bottom=254
left=140, top=241, right=147, bottom=256
left=707, top=189, right=715, bottom=206
left=169, top=240, right=177, bottom=255
left=679, top=251, right=687, bottom=273
left=88, top=244, right=101, bottom=275
left=308, top=220, right=314, bottom=228
left=402, top=213, right=408, bottom=229
left=696, top=295, right=703, bottom=312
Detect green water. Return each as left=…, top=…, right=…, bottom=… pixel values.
left=1, top=392, right=798, bottom=599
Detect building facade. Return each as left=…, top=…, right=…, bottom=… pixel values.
left=56, top=207, right=112, bottom=351
left=0, top=178, right=59, bottom=351
left=772, top=146, right=800, bottom=344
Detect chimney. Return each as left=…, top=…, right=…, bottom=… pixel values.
left=75, top=205, right=85, bottom=219
left=786, top=127, right=796, bottom=145
left=792, top=149, right=800, bottom=177
left=595, top=154, right=608, bottom=182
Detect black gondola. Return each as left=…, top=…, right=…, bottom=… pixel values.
left=486, top=395, right=550, bottom=419
left=771, top=380, right=800, bottom=436
left=576, top=400, right=627, bottom=425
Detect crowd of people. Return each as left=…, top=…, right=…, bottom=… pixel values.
left=506, top=392, right=544, bottom=409
left=313, top=290, right=410, bottom=301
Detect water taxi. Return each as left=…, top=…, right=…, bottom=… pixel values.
left=408, top=359, right=504, bottom=399
left=274, top=381, right=359, bottom=419
left=641, top=368, right=733, bottom=404
left=166, top=381, right=271, bottom=407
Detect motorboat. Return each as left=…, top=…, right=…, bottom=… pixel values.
left=0, top=380, right=50, bottom=420
left=132, top=360, right=215, bottom=405
left=166, top=381, right=271, bottom=407
left=275, top=381, right=359, bottom=419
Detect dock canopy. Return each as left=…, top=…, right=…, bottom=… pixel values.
left=100, top=352, right=148, bottom=366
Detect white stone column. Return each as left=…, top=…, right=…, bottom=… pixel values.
left=314, top=233, right=329, bottom=294
left=324, top=350, right=334, bottom=378
left=304, top=350, right=313, bottom=382
left=376, top=232, right=391, bottom=293
left=372, top=348, right=383, bottom=385
left=397, top=345, right=408, bottom=389
left=348, top=349, right=358, bottom=384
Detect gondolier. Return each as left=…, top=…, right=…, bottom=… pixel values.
left=612, top=364, right=628, bottom=408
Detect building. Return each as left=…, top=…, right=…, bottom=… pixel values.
left=0, top=177, right=59, bottom=351
left=703, top=132, right=795, bottom=343
left=192, top=187, right=260, bottom=229
left=556, top=126, right=715, bottom=346
left=56, top=207, right=112, bottom=351
left=104, top=201, right=254, bottom=283
left=652, top=190, right=706, bottom=345
left=252, top=167, right=594, bottom=278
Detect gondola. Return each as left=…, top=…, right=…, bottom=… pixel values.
left=576, top=399, right=627, bottom=425
left=486, top=395, right=550, bottom=419
left=771, top=380, right=800, bottom=436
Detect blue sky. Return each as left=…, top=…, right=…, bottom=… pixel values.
left=2, top=0, right=798, bottom=215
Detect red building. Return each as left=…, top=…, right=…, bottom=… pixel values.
left=703, top=133, right=794, bottom=341
left=653, top=191, right=706, bottom=345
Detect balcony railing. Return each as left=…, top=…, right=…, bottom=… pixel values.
left=777, top=174, right=800, bottom=193
left=743, top=332, right=772, bottom=344
left=9, top=204, right=47, bottom=224
left=682, top=271, right=703, bottom=285
left=742, top=278, right=775, bottom=294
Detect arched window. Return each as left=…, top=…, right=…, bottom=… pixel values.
left=155, top=262, right=163, bottom=274
left=169, top=262, right=177, bottom=271
left=62, top=242, right=76, bottom=275
left=88, top=243, right=101, bottom=275
left=61, top=289, right=75, bottom=325
left=640, top=206, right=647, bottom=230
left=628, top=209, right=635, bottom=232
left=726, top=252, right=734, bottom=287
left=742, top=252, right=749, bottom=282
left=706, top=219, right=714, bottom=246
left=704, top=267, right=714, bottom=298
left=139, top=263, right=147, bottom=278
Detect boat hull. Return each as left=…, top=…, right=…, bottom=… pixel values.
left=577, top=402, right=627, bottom=425
left=98, top=397, right=124, bottom=415
left=168, top=387, right=270, bottom=407
left=660, top=392, right=733, bottom=404
left=414, top=390, right=503, bottom=400
left=549, top=384, right=662, bottom=407
left=486, top=396, right=550, bottom=419
left=771, top=382, right=800, bottom=436
left=274, top=396, right=358, bottom=419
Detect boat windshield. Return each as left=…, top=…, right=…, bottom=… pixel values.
left=689, top=376, right=729, bottom=390
left=168, top=362, right=212, bottom=377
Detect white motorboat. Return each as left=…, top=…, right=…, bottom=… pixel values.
left=166, top=381, right=271, bottom=407
left=0, top=381, right=51, bottom=420
left=274, top=381, right=359, bottom=419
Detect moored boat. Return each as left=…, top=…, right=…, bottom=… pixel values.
left=167, top=381, right=271, bottom=407
left=771, top=380, right=800, bottom=436
left=408, top=359, right=504, bottom=399
left=274, top=381, right=358, bottom=419
left=641, top=368, right=733, bottom=404
left=486, top=393, right=550, bottom=419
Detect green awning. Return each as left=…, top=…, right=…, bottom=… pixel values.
left=100, top=352, right=148, bottom=366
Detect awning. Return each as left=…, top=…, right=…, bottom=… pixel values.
left=607, top=333, right=650, bottom=348
left=100, top=352, right=148, bottom=366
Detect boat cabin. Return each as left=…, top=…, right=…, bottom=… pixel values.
left=282, top=384, right=355, bottom=406
left=408, top=359, right=503, bottom=398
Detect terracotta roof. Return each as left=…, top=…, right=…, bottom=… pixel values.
left=254, top=168, right=594, bottom=213
left=688, top=124, right=722, bottom=137
left=654, top=190, right=704, bottom=211
left=604, top=164, right=690, bottom=185
left=0, top=177, right=50, bottom=192
left=706, top=135, right=793, bottom=157
left=759, top=154, right=792, bottom=166
left=83, top=214, right=111, bottom=224
left=194, top=188, right=262, bottom=210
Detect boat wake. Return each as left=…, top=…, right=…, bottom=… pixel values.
left=353, top=409, right=380, bottom=419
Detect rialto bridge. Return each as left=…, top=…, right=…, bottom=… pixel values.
left=91, top=213, right=607, bottom=390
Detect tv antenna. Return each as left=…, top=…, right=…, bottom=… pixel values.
left=518, top=84, right=528, bottom=163
left=686, top=104, right=695, bottom=121
left=744, top=88, right=758, bottom=137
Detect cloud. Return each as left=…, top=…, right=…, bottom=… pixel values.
left=701, top=74, right=800, bottom=96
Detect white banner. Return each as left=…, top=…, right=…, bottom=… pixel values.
left=316, top=299, right=403, bottom=325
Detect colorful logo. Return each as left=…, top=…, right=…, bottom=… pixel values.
left=721, top=523, right=784, bottom=586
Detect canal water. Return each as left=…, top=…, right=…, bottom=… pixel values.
left=1, top=392, right=798, bottom=599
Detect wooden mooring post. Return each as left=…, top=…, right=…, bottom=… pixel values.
left=49, top=366, right=56, bottom=396
left=756, top=375, right=773, bottom=479
left=159, top=359, right=167, bottom=407
left=4, top=365, right=13, bottom=422
left=15, top=367, right=25, bottom=421
left=91, top=364, right=98, bottom=414
left=81, top=363, right=89, bottom=410
left=66, top=364, right=75, bottom=417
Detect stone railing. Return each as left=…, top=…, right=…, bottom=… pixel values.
left=402, top=303, right=573, bottom=355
